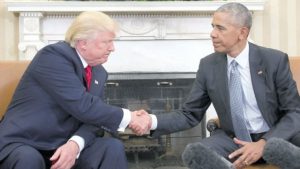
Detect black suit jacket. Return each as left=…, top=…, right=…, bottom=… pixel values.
left=152, top=42, right=300, bottom=141
left=0, top=41, right=123, bottom=160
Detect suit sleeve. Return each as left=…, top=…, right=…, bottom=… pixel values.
left=263, top=54, right=300, bottom=140
left=30, top=45, right=124, bottom=132
left=151, top=58, right=211, bottom=137
left=73, top=73, right=110, bottom=148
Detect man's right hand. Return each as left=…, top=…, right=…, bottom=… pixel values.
left=50, top=140, right=79, bottom=169
left=128, top=110, right=152, bottom=135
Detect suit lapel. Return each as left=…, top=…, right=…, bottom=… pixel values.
left=69, top=45, right=86, bottom=86
left=249, top=43, right=266, bottom=115
left=214, top=53, right=231, bottom=116
left=89, top=66, right=107, bottom=96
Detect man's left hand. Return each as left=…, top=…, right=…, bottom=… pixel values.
left=50, top=140, right=79, bottom=169
left=229, top=138, right=266, bottom=169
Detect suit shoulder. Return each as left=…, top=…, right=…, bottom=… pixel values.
left=200, top=52, right=225, bottom=65
left=34, top=41, right=77, bottom=62
left=250, top=43, right=287, bottom=60
left=44, top=41, right=74, bottom=54
left=94, top=65, right=107, bottom=72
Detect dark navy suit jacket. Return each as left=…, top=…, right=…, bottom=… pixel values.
left=152, top=42, right=300, bottom=141
left=0, top=41, right=123, bottom=160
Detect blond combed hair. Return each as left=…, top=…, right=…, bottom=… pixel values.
left=65, top=11, right=118, bottom=47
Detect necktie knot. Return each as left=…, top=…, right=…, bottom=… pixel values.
left=231, top=60, right=238, bottom=71
left=85, top=65, right=92, bottom=91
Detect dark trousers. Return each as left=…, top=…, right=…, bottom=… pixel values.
left=199, top=129, right=300, bottom=163
left=0, top=137, right=128, bottom=169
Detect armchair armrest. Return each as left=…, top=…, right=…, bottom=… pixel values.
left=206, top=118, right=221, bottom=133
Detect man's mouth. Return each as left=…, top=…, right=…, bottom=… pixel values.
left=212, top=42, right=219, bottom=47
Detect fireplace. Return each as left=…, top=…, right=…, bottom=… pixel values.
left=104, top=73, right=205, bottom=168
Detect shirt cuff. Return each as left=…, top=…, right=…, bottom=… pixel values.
left=150, top=114, right=157, bottom=130
left=118, top=108, right=131, bottom=132
left=69, top=135, right=85, bottom=158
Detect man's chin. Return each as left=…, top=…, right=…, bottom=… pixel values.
left=213, top=47, right=226, bottom=53
left=213, top=48, right=222, bottom=53
left=90, top=60, right=107, bottom=66
left=98, top=59, right=108, bottom=65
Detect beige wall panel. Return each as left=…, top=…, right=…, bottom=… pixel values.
left=0, top=1, right=18, bottom=60
left=297, top=0, right=300, bottom=56
left=252, top=0, right=299, bottom=57
left=278, top=0, right=287, bottom=54
left=250, top=10, right=264, bottom=46
left=286, top=0, right=297, bottom=56
left=0, top=1, right=5, bottom=58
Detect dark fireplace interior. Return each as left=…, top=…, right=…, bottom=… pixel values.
left=104, top=73, right=206, bottom=168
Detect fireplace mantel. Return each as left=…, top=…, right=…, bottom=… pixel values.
left=7, top=1, right=264, bottom=13
left=7, top=1, right=264, bottom=72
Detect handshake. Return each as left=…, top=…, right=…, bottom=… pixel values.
left=128, top=110, right=152, bottom=136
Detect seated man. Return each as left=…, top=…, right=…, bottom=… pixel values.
left=0, top=11, right=151, bottom=169
left=133, top=2, right=300, bottom=169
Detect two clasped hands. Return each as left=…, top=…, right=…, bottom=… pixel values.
left=129, top=110, right=152, bottom=136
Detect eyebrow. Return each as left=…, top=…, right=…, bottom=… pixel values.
left=211, top=24, right=226, bottom=30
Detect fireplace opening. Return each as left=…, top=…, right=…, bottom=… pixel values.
left=104, top=73, right=206, bottom=168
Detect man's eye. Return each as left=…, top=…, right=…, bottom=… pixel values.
left=216, top=26, right=225, bottom=30
left=211, top=25, right=226, bottom=31
left=102, top=40, right=113, bottom=44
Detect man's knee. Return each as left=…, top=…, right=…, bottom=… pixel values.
left=74, top=138, right=127, bottom=169
left=197, top=130, right=238, bottom=160
left=87, top=137, right=125, bottom=156
left=8, top=145, right=45, bottom=169
left=103, top=138, right=125, bottom=154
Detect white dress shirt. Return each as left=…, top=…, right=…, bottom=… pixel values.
left=227, top=42, right=269, bottom=134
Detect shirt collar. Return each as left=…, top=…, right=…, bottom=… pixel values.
left=227, top=42, right=249, bottom=69
left=75, top=49, right=88, bottom=69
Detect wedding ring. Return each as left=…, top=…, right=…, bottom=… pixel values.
left=244, top=161, right=249, bottom=165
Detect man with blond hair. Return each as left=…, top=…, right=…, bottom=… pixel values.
left=0, top=11, right=151, bottom=169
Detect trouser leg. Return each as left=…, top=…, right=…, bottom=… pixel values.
left=74, top=137, right=128, bottom=169
left=199, top=129, right=239, bottom=161
left=182, top=129, right=237, bottom=169
left=0, top=145, right=46, bottom=169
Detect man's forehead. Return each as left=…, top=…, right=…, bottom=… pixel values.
left=212, top=12, right=235, bottom=25
left=213, top=11, right=232, bottom=19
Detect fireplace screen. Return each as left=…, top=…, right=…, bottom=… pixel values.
left=104, top=75, right=206, bottom=168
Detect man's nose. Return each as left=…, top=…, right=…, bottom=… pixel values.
left=109, top=42, right=115, bottom=52
left=210, top=28, right=217, bottom=38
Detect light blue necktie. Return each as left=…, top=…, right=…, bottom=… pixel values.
left=229, top=60, right=252, bottom=142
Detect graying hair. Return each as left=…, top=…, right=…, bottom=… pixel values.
left=216, top=2, right=252, bottom=29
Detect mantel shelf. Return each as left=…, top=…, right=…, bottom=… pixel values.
left=7, top=1, right=264, bottom=13
left=6, top=0, right=264, bottom=73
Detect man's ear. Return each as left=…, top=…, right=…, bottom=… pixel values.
left=76, top=39, right=87, bottom=51
left=239, top=27, right=250, bottom=40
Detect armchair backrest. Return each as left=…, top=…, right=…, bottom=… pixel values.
left=289, top=57, right=300, bottom=92
left=0, top=61, right=30, bottom=119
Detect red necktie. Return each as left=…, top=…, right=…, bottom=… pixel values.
left=85, top=65, right=92, bottom=91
